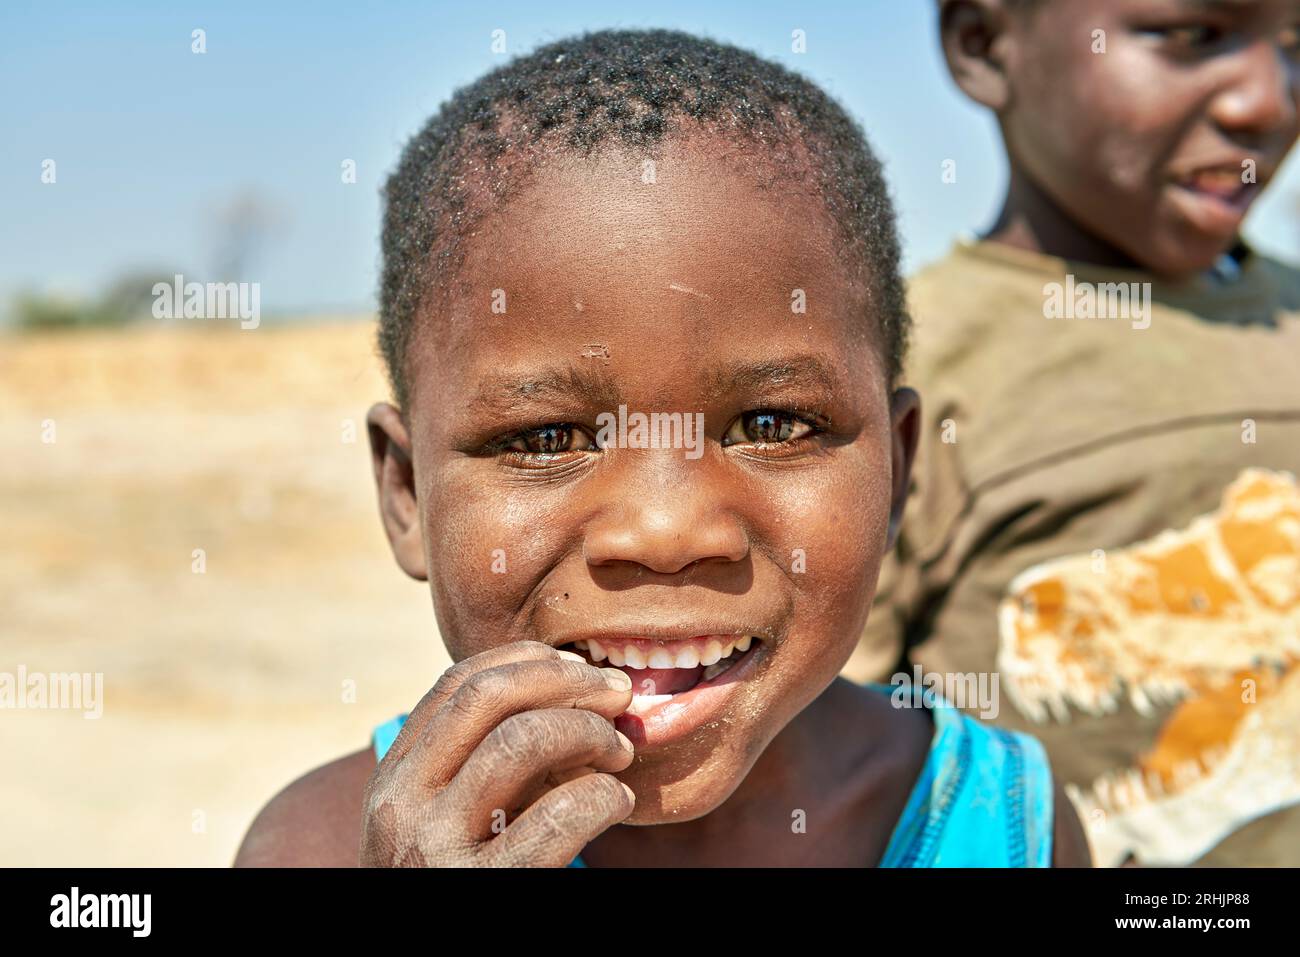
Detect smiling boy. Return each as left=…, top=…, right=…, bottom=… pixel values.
left=234, top=29, right=1089, bottom=868
left=857, top=0, right=1300, bottom=866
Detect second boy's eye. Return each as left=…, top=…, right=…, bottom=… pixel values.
left=1172, top=25, right=1221, bottom=46
left=1280, top=23, right=1300, bottom=56
left=503, top=424, right=597, bottom=454
left=1148, top=22, right=1227, bottom=51
left=722, top=410, right=815, bottom=446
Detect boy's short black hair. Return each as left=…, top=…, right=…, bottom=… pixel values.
left=379, top=28, right=909, bottom=408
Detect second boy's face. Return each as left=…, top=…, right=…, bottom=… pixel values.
left=1003, top=0, right=1299, bottom=275
left=386, top=144, right=913, bottom=823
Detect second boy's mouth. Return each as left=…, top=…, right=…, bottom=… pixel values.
left=1166, top=162, right=1268, bottom=237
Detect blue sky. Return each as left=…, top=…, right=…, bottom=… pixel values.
left=3, top=0, right=1298, bottom=315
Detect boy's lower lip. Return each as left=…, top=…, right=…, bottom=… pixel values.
left=1167, top=180, right=1255, bottom=239
left=609, top=638, right=768, bottom=750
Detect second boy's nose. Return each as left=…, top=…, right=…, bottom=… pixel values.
left=1211, top=37, right=1299, bottom=138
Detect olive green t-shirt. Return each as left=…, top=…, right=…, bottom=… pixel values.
left=850, top=238, right=1300, bottom=866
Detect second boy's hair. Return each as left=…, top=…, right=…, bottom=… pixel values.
left=378, top=28, right=910, bottom=409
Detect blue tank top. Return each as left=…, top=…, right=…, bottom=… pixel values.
left=370, top=682, right=1055, bottom=866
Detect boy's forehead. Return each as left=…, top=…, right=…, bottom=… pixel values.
left=422, top=145, right=873, bottom=380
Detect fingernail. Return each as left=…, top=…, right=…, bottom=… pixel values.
left=620, top=781, right=636, bottom=801
left=602, top=668, right=632, bottom=691
left=556, top=649, right=586, bottom=663
left=615, top=731, right=635, bottom=752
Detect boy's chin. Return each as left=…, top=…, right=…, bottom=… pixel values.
left=617, top=760, right=753, bottom=825
left=1144, top=203, right=1251, bottom=279
left=621, top=807, right=704, bottom=826
left=619, top=791, right=732, bottom=826
left=1101, top=221, right=1235, bottom=281
left=1142, top=240, right=1235, bottom=282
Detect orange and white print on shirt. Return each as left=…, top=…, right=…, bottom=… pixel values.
left=998, top=468, right=1300, bottom=867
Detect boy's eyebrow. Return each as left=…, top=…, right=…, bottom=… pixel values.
left=466, top=355, right=850, bottom=416
left=468, top=365, right=620, bottom=416
left=704, top=355, right=847, bottom=402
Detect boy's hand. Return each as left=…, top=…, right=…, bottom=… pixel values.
left=359, top=640, right=636, bottom=867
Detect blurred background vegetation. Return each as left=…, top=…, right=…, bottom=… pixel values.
left=6, top=271, right=179, bottom=331
left=5, top=188, right=285, bottom=332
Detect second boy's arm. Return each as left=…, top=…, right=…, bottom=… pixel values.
left=1052, top=783, right=1092, bottom=867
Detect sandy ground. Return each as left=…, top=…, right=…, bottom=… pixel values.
left=0, top=320, right=448, bottom=866
left=0, top=319, right=896, bottom=867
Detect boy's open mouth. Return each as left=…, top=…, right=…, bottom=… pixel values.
left=1178, top=167, right=1254, bottom=202
left=559, top=635, right=764, bottom=716
left=1168, top=164, right=1263, bottom=234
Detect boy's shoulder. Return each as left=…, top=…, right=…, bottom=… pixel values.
left=233, top=747, right=375, bottom=867
left=868, top=681, right=1091, bottom=867
left=903, top=240, right=1054, bottom=374
left=905, top=241, right=1300, bottom=349
left=1256, top=252, right=1300, bottom=310
left=1051, top=778, right=1092, bottom=867
left=906, top=239, right=1050, bottom=306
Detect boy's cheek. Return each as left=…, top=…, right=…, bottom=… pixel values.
left=422, top=482, right=558, bottom=652
left=774, top=487, right=887, bottom=630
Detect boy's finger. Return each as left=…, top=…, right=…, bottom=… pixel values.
left=448, top=707, right=635, bottom=841
left=487, top=771, right=634, bottom=867
left=395, top=657, right=633, bottom=791
left=381, top=640, right=568, bottom=765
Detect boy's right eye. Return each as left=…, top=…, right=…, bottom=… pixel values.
left=499, top=424, right=598, bottom=454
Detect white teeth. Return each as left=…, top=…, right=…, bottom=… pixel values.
left=578, top=637, right=762, bottom=712
left=626, top=693, right=673, bottom=716
left=648, top=648, right=675, bottom=669
left=1187, top=170, right=1247, bottom=198
left=700, top=637, right=759, bottom=681
left=572, top=636, right=759, bottom=678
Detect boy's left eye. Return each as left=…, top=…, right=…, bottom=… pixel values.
left=722, top=410, right=815, bottom=446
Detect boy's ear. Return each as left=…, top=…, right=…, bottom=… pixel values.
left=938, top=0, right=1016, bottom=112
left=366, top=402, right=428, bottom=581
left=886, top=387, right=921, bottom=552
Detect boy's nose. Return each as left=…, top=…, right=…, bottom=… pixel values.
left=582, top=476, right=750, bottom=575
left=1210, top=38, right=1298, bottom=138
